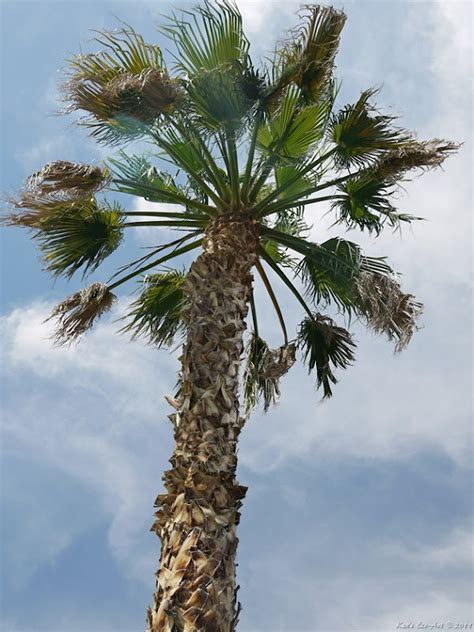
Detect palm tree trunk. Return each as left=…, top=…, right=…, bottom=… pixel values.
left=147, top=214, right=259, bottom=632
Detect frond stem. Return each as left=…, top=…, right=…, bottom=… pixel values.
left=255, top=257, right=288, bottom=345
left=108, top=238, right=203, bottom=290
left=251, top=146, right=337, bottom=215
left=259, top=247, right=315, bottom=321
left=113, top=178, right=217, bottom=216
left=257, top=194, right=341, bottom=218
left=241, top=111, right=263, bottom=203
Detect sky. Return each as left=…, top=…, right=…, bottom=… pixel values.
left=0, top=1, right=472, bottom=631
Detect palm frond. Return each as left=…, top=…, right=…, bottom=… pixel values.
left=297, top=236, right=395, bottom=311
left=25, top=161, right=110, bottom=197
left=162, top=0, right=249, bottom=76
left=297, top=237, right=363, bottom=311
left=274, top=163, right=318, bottom=201
left=108, top=152, right=185, bottom=202
left=353, top=272, right=423, bottom=351
left=329, top=89, right=411, bottom=168
left=121, top=269, right=187, bottom=347
left=298, top=312, right=356, bottom=398
left=243, top=332, right=296, bottom=414
left=186, top=65, right=256, bottom=132
left=257, top=85, right=329, bottom=159
left=370, top=139, right=461, bottom=181
left=151, top=123, right=225, bottom=209
left=7, top=194, right=124, bottom=277
left=332, top=173, right=421, bottom=234
left=49, top=282, right=116, bottom=345
left=63, top=28, right=183, bottom=143
left=273, top=5, right=346, bottom=103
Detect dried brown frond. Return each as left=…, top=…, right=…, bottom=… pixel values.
left=244, top=335, right=296, bottom=414
left=3, top=194, right=70, bottom=228
left=101, top=70, right=184, bottom=122
left=48, top=282, right=116, bottom=345
left=64, top=68, right=184, bottom=127
left=260, top=343, right=297, bottom=380
left=4, top=194, right=94, bottom=229
left=26, top=161, right=110, bottom=197
left=353, top=272, right=423, bottom=351
left=373, top=139, right=460, bottom=180
left=275, top=5, right=346, bottom=102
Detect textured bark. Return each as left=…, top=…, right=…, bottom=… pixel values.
left=147, top=215, right=259, bottom=632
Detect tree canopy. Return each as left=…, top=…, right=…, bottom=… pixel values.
left=4, top=1, right=458, bottom=410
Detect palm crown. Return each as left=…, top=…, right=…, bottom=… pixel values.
left=6, top=1, right=457, bottom=411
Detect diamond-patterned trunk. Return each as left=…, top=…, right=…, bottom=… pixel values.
left=147, top=215, right=259, bottom=632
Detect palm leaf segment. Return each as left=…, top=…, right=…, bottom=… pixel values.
left=5, top=2, right=457, bottom=408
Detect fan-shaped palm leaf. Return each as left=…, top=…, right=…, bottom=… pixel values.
left=162, top=0, right=249, bottom=75
left=298, top=312, right=356, bottom=398
left=37, top=200, right=124, bottom=278
left=329, top=89, right=411, bottom=168
left=257, top=85, right=331, bottom=160
left=332, top=173, right=421, bottom=234
left=121, top=269, right=187, bottom=347
left=6, top=194, right=125, bottom=277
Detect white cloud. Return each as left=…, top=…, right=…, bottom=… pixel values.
left=1, top=302, right=179, bottom=586
left=239, top=524, right=473, bottom=631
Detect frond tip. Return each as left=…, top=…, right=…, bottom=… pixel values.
left=244, top=333, right=296, bottom=413
left=298, top=313, right=356, bottom=398
left=353, top=272, right=423, bottom=351
left=25, top=161, right=110, bottom=197
left=49, top=282, right=116, bottom=345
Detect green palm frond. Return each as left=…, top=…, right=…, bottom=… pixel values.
left=186, top=65, right=256, bottom=132
left=332, top=173, right=421, bottom=234
left=329, top=89, right=411, bottom=168
left=243, top=332, right=296, bottom=414
left=70, top=27, right=165, bottom=81
left=151, top=123, right=226, bottom=209
left=63, top=27, right=183, bottom=143
left=272, top=5, right=346, bottom=103
left=162, top=0, right=249, bottom=76
left=161, top=1, right=263, bottom=134
left=297, top=237, right=394, bottom=311
left=49, top=282, right=117, bottom=345
left=353, top=272, right=423, bottom=351
left=40, top=200, right=124, bottom=278
left=121, top=269, right=187, bottom=347
left=8, top=195, right=124, bottom=277
left=257, top=85, right=329, bottom=159
left=298, top=312, right=356, bottom=398
left=26, top=161, right=110, bottom=197
left=274, top=164, right=318, bottom=201
left=108, top=152, right=185, bottom=202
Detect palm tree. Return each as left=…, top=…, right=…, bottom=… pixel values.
left=4, top=2, right=458, bottom=630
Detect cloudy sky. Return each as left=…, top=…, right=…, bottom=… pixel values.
left=0, top=1, right=472, bottom=631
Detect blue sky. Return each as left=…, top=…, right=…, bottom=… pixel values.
left=0, top=1, right=472, bottom=631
